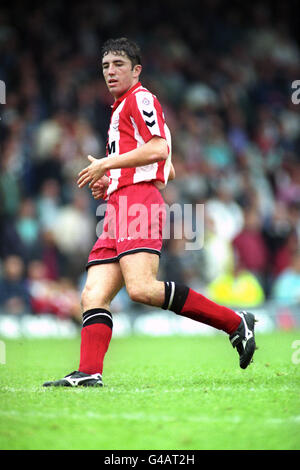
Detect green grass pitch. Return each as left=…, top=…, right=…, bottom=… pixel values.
left=0, top=330, right=300, bottom=450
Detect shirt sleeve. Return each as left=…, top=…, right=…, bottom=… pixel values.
left=130, top=90, right=167, bottom=143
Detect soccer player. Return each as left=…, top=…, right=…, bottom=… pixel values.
left=43, top=38, right=256, bottom=388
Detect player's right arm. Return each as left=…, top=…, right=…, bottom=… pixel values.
left=90, top=158, right=174, bottom=198
left=78, top=136, right=168, bottom=189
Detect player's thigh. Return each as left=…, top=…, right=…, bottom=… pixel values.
left=119, top=252, right=163, bottom=305
left=81, top=262, right=124, bottom=310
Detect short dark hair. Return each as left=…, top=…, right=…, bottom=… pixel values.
left=101, top=37, right=142, bottom=68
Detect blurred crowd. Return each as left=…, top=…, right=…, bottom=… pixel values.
left=0, top=0, right=300, bottom=320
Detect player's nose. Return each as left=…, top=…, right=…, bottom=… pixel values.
left=107, top=64, right=116, bottom=75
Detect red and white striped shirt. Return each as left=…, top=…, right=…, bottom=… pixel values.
left=105, top=82, right=172, bottom=197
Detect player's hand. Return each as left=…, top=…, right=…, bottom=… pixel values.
left=77, top=155, right=106, bottom=188
left=90, top=176, right=109, bottom=200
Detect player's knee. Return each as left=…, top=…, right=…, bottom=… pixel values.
left=126, top=284, right=152, bottom=305
left=80, top=284, right=93, bottom=310
left=81, top=283, right=107, bottom=311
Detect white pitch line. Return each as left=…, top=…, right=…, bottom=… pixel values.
left=0, top=385, right=298, bottom=394
left=0, top=409, right=299, bottom=426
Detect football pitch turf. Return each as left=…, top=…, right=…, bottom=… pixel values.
left=0, top=330, right=300, bottom=450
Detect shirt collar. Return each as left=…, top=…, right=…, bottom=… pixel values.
left=111, top=82, right=141, bottom=112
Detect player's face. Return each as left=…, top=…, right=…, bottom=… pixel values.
left=102, top=52, right=141, bottom=100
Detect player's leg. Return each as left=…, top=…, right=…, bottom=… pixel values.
left=81, top=261, right=124, bottom=312
left=119, top=252, right=164, bottom=306
left=120, top=251, right=256, bottom=369
left=78, top=262, right=124, bottom=376
left=120, top=251, right=241, bottom=332
left=43, top=262, right=124, bottom=387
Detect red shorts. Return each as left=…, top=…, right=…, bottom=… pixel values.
left=87, top=182, right=166, bottom=268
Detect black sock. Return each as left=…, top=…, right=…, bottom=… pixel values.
left=162, top=281, right=189, bottom=314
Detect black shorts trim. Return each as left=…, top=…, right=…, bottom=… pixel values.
left=117, top=248, right=161, bottom=259
left=86, top=257, right=119, bottom=270
left=86, top=248, right=161, bottom=269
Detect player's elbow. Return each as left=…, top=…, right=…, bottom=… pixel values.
left=150, top=138, right=169, bottom=162
left=158, top=139, right=169, bottom=160
left=169, top=165, right=176, bottom=181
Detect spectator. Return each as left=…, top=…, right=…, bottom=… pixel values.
left=52, top=189, right=95, bottom=278
left=232, top=207, right=269, bottom=288
left=0, top=255, right=31, bottom=315
left=207, top=269, right=265, bottom=309
left=205, top=182, right=244, bottom=242
left=272, top=229, right=299, bottom=278
left=36, top=179, right=61, bottom=232
left=27, top=259, right=55, bottom=315
left=15, top=198, right=40, bottom=250
left=201, top=214, right=235, bottom=283
left=272, top=250, right=300, bottom=304
left=27, top=259, right=81, bottom=321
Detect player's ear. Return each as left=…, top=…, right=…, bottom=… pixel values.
left=133, top=64, right=142, bottom=78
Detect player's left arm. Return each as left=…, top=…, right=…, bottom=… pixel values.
left=90, top=174, right=110, bottom=200
left=77, top=136, right=168, bottom=188
left=168, top=163, right=176, bottom=181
